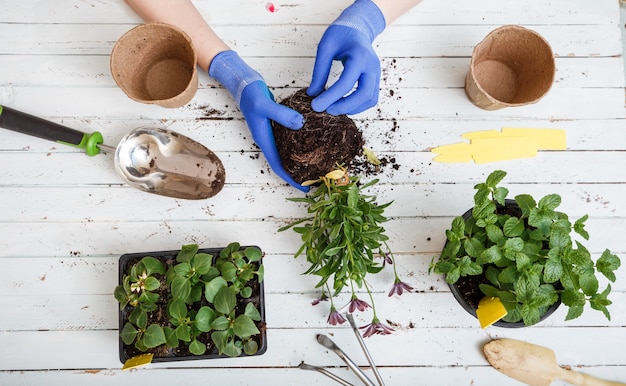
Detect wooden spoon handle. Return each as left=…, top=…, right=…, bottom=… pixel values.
left=559, top=367, right=626, bottom=386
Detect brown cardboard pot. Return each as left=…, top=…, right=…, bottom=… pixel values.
left=110, top=22, right=198, bottom=108
left=465, top=25, right=555, bottom=110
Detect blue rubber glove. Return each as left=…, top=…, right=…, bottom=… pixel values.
left=307, top=0, right=386, bottom=116
left=209, top=50, right=309, bottom=192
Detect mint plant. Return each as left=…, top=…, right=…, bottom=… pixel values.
left=114, top=242, right=265, bottom=361
left=430, top=170, right=621, bottom=326
left=279, top=165, right=411, bottom=337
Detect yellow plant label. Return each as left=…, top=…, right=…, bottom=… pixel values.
left=122, top=353, right=154, bottom=370
left=432, top=128, right=566, bottom=163
left=476, top=296, right=508, bottom=329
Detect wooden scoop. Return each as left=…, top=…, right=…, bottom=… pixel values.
left=483, top=338, right=625, bottom=386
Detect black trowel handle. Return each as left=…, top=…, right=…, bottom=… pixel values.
left=0, top=105, right=104, bottom=156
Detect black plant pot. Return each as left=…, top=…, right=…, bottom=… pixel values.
left=117, top=246, right=267, bottom=363
left=445, top=200, right=561, bottom=328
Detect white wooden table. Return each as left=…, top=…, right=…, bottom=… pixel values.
left=1, top=1, right=625, bottom=385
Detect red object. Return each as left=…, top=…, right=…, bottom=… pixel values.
left=265, top=2, right=276, bottom=12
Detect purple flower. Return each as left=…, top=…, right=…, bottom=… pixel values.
left=382, top=252, right=393, bottom=266
left=327, top=308, right=346, bottom=325
left=348, top=297, right=371, bottom=313
left=359, top=319, right=394, bottom=338
left=388, top=279, right=414, bottom=297
left=311, top=294, right=329, bottom=306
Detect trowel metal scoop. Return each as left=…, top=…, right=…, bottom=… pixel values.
left=0, top=105, right=225, bottom=199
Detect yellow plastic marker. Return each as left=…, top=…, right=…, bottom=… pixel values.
left=501, top=128, right=566, bottom=150
left=433, top=128, right=566, bottom=164
left=122, top=353, right=153, bottom=370
left=471, top=136, right=537, bottom=163
left=476, top=296, right=508, bottom=329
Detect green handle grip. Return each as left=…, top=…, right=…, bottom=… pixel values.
left=0, top=105, right=104, bottom=156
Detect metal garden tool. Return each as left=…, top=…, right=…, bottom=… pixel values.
left=346, top=314, right=385, bottom=386
left=0, top=105, right=225, bottom=199
left=483, top=338, right=626, bottom=386
left=316, top=334, right=376, bottom=386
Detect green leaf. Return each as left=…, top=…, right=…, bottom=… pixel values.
left=175, top=325, right=191, bottom=342
left=325, top=246, right=344, bottom=256
left=479, top=283, right=499, bottom=297
left=479, top=246, right=502, bottom=265
left=240, top=286, right=253, bottom=298
left=211, top=330, right=229, bottom=353
left=205, top=276, right=228, bottom=303
left=170, top=276, right=191, bottom=301
left=143, top=276, right=161, bottom=291
left=214, top=286, right=237, bottom=315
left=503, top=217, right=524, bottom=237
left=543, top=250, right=563, bottom=283
left=245, top=247, right=262, bottom=262
left=485, top=224, right=504, bottom=243
left=177, top=244, right=199, bottom=263
left=565, top=305, right=584, bottom=321
left=120, top=323, right=138, bottom=345
left=164, top=327, right=178, bottom=348
left=549, top=229, right=571, bottom=250
left=244, top=303, right=262, bottom=321
left=450, top=216, right=465, bottom=237
left=189, top=338, right=207, bottom=355
left=138, top=290, right=159, bottom=304
left=538, top=194, right=561, bottom=211
left=493, top=187, right=509, bottom=206
left=220, top=262, right=238, bottom=282
left=211, top=315, right=230, bottom=331
left=504, top=237, right=524, bottom=252
left=520, top=303, right=541, bottom=326
left=486, top=170, right=507, bottom=188
left=561, top=289, right=586, bottom=307
left=195, top=306, right=216, bottom=332
left=233, top=314, right=260, bottom=339
left=514, top=194, right=536, bottom=217
left=463, top=237, right=484, bottom=258
left=347, top=184, right=359, bottom=208
left=141, top=256, right=165, bottom=276
left=192, top=253, right=213, bottom=275
left=114, top=286, right=130, bottom=309
left=143, top=324, right=166, bottom=348
left=596, top=249, right=621, bottom=282
left=485, top=266, right=501, bottom=287
left=578, top=270, right=599, bottom=296
left=168, top=298, right=188, bottom=320
left=222, top=341, right=242, bottom=358
left=243, top=340, right=259, bottom=355
left=573, top=215, right=589, bottom=240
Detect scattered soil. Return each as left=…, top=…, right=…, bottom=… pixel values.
left=272, top=88, right=364, bottom=183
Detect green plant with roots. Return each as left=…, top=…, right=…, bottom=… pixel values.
left=114, top=242, right=265, bottom=358
left=430, top=170, right=621, bottom=326
left=279, top=166, right=412, bottom=337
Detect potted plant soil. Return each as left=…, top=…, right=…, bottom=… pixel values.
left=114, top=242, right=266, bottom=363
left=430, top=170, right=621, bottom=327
left=272, top=88, right=365, bottom=183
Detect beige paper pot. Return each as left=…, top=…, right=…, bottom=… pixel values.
left=465, top=25, right=555, bottom=110
left=110, top=22, right=198, bottom=108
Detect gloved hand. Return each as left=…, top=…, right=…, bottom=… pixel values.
left=209, top=50, right=309, bottom=192
left=307, top=0, right=386, bottom=116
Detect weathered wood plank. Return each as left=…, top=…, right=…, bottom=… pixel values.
left=0, top=24, right=620, bottom=57
left=2, top=118, right=625, bottom=153
left=0, top=327, right=624, bottom=370
left=1, top=366, right=625, bottom=386
left=1, top=183, right=624, bottom=222
left=1, top=56, right=622, bottom=89
left=0, top=218, right=622, bottom=258
left=0, top=0, right=618, bottom=26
